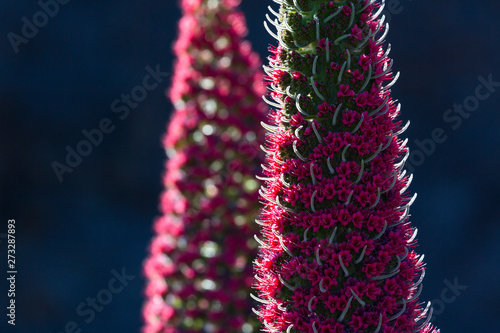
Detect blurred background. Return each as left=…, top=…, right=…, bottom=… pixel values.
left=1, top=0, right=499, bottom=331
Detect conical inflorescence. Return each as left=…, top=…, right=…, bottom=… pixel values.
left=253, top=1, right=439, bottom=332
left=142, top=0, right=267, bottom=332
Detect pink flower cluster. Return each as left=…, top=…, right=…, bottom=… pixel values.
left=142, top=0, right=267, bottom=332
left=254, top=1, right=439, bottom=332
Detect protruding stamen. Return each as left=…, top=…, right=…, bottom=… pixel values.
left=347, top=2, right=356, bottom=29
left=368, top=188, right=381, bottom=209
left=296, top=94, right=312, bottom=116
left=312, top=55, right=319, bottom=77
left=311, top=121, right=323, bottom=143
left=276, top=195, right=296, bottom=213
left=255, top=219, right=266, bottom=226
left=286, top=324, right=293, bottom=333
left=418, top=301, right=432, bottom=321
left=329, top=227, right=338, bottom=245
left=280, top=173, right=290, bottom=187
left=265, top=13, right=280, bottom=29
left=279, top=235, right=294, bottom=257
left=351, top=113, right=364, bottom=134
left=260, top=144, right=273, bottom=155
left=390, top=205, right=409, bottom=228
left=369, top=95, right=390, bottom=116
left=338, top=61, right=347, bottom=84
left=415, top=306, right=433, bottom=332
left=403, top=283, right=423, bottom=303
left=267, top=5, right=280, bottom=18
left=339, top=254, right=349, bottom=277
left=323, top=5, right=343, bottom=23
left=250, top=293, right=270, bottom=304
left=311, top=190, right=318, bottom=212
left=314, top=14, right=320, bottom=41
left=315, top=246, right=322, bottom=266
left=254, top=234, right=266, bottom=247
left=312, top=321, right=319, bottom=333
left=303, top=227, right=310, bottom=242
left=400, top=173, right=413, bottom=194
left=344, top=189, right=354, bottom=206
left=319, top=279, right=328, bottom=292
left=358, top=64, right=372, bottom=93
left=360, top=0, right=375, bottom=13
left=261, top=121, right=280, bottom=133
left=293, top=0, right=307, bottom=13
left=326, top=37, right=330, bottom=63
left=308, top=296, right=317, bottom=312
left=310, top=76, right=326, bottom=101
left=263, top=95, right=282, bottom=109
left=394, top=148, right=410, bottom=171
left=295, top=125, right=303, bottom=139
left=263, top=21, right=279, bottom=40
left=381, top=171, right=397, bottom=195
left=278, top=273, right=297, bottom=291
left=371, top=269, right=400, bottom=280
left=373, top=220, right=387, bottom=240
left=376, top=22, right=389, bottom=45
left=373, top=2, right=387, bottom=21
left=310, top=164, right=317, bottom=185
left=378, top=43, right=392, bottom=63
left=403, top=192, right=418, bottom=209
left=395, top=119, right=410, bottom=136
left=382, top=71, right=400, bottom=91
left=382, top=132, right=393, bottom=151
left=373, top=313, right=383, bottom=333
left=401, top=246, right=409, bottom=260
left=342, top=144, right=351, bottom=162
left=355, top=29, right=372, bottom=51
left=263, top=320, right=276, bottom=332
left=334, top=34, right=352, bottom=45
left=327, top=156, right=335, bottom=174
left=365, top=143, right=383, bottom=163
left=332, top=103, right=343, bottom=126
left=350, top=289, right=366, bottom=307
left=407, top=227, right=418, bottom=244
left=354, top=159, right=365, bottom=184
left=372, top=59, right=394, bottom=79
left=338, top=296, right=353, bottom=322
left=355, top=245, right=368, bottom=264
left=293, top=140, right=308, bottom=162
left=389, top=300, right=406, bottom=321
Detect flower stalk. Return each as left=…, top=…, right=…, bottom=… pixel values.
left=253, top=1, right=439, bottom=332
left=142, top=0, right=267, bottom=332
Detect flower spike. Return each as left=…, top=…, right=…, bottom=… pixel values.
left=253, top=1, right=439, bottom=332
left=142, top=0, right=267, bottom=331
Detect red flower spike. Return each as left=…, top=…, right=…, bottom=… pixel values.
left=142, top=0, right=267, bottom=332
left=254, top=1, right=439, bottom=332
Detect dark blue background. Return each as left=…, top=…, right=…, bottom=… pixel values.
left=1, top=0, right=499, bottom=332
